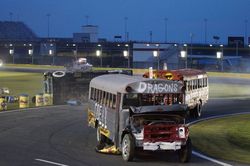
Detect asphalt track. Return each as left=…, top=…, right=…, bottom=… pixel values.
left=1, top=68, right=250, bottom=165
left=0, top=97, right=250, bottom=166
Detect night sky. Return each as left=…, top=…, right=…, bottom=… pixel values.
left=0, top=0, right=249, bottom=44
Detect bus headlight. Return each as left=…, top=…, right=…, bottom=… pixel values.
left=178, top=127, right=185, bottom=138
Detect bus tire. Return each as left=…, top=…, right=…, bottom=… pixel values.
left=96, top=127, right=106, bottom=151
left=193, top=102, right=202, bottom=118
left=178, top=137, right=192, bottom=163
left=122, top=134, right=135, bottom=161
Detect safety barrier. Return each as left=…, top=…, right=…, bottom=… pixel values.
left=19, top=94, right=29, bottom=108
left=0, top=97, right=7, bottom=111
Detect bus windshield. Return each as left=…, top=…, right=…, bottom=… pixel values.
left=123, top=93, right=183, bottom=107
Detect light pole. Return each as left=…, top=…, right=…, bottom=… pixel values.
left=46, top=13, right=51, bottom=38
left=49, top=49, right=54, bottom=65
left=153, top=44, right=160, bottom=70
left=164, top=18, right=168, bottom=43
left=73, top=43, right=78, bottom=60
left=180, top=50, right=187, bottom=69
left=28, top=44, right=34, bottom=64
left=124, top=17, right=128, bottom=42
left=96, top=44, right=102, bottom=67
left=124, top=44, right=130, bottom=68
left=9, top=48, right=14, bottom=64
left=9, top=12, right=13, bottom=21
left=190, top=33, right=194, bottom=56
left=216, top=51, right=223, bottom=72
left=217, top=44, right=224, bottom=72
left=204, top=18, right=208, bottom=44
left=245, top=19, right=248, bottom=46
left=235, top=40, right=239, bottom=57
left=85, top=15, right=89, bottom=25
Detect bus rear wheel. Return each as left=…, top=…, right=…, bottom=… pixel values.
left=96, top=127, right=106, bottom=151
left=192, top=102, right=202, bottom=118
left=122, top=134, right=135, bottom=161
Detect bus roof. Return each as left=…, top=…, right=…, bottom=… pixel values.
left=90, top=74, right=183, bottom=94
left=143, top=69, right=207, bottom=81
left=171, top=69, right=207, bottom=77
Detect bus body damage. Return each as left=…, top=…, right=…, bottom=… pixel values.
left=128, top=105, right=189, bottom=151
left=88, top=74, right=192, bottom=162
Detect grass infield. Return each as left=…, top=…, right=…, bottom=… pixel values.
left=0, top=71, right=43, bottom=109
left=190, top=114, right=250, bottom=164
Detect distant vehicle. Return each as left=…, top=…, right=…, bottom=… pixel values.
left=0, top=87, right=10, bottom=95
left=88, top=74, right=192, bottom=162
left=143, top=69, right=209, bottom=118
left=66, top=58, right=93, bottom=72
left=43, top=70, right=132, bottom=105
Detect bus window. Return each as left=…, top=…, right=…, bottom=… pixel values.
left=90, top=88, right=95, bottom=100
left=95, top=89, right=98, bottom=101
left=98, top=90, right=103, bottom=104
left=198, top=79, right=202, bottom=88
left=109, top=94, right=113, bottom=108
left=105, top=93, right=110, bottom=107
left=204, top=78, right=207, bottom=87
left=102, top=91, right=106, bottom=105
left=112, top=94, right=116, bottom=109
left=188, top=81, right=192, bottom=91
left=123, top=94, right=139, bottom=107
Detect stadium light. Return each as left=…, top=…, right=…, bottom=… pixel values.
left=153, top=50, right=158, bottom=57
left=123, top=50, right=128, bottom=57
left=123, top=44, right=130, bottom=68
left=28, top=49, right=33, bottom=55
left=49, top=50, right=53, bottom=55
left=96, top=50, right=101, bottom=57
left=180, top=50, right=187, bottom=58
left=96, top=49, right=102, bottom=67
left=9, top=49, right=14, bottom=55
left=123, top=50, right=130, bottom=68
left=9, top=49, right=15, bottom=64
left=216, top=51, right=223, bottom=72
left=153, top=50, right=160, bottom=70
left=216, top=51, right=223, bottom=59
left=28, top=49, right=34, bottom=64
left=180, top=50, right=188, bottom=68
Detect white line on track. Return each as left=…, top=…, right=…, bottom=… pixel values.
left=35, top=159, right=69, bottom=166
left=189, top=112, right=250, bottom=166
left=192, top=151, right=232, bottom=166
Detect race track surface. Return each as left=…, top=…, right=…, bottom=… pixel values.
left=0, top=100, right=249, bottom=166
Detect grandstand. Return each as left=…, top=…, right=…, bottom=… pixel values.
left=0, top=21, right=37, bottom=41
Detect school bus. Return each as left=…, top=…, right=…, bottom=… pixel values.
left=88, top=74, right=192, bottom=162
left=143, top=69, right=208, bottom=118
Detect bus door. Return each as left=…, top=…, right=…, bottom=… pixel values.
left=114, top=92, right=122, bottom=147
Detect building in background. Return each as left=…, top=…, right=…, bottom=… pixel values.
left=0, top=21, right=250, bottom=72
left=73, top=25, right=98, bottom=43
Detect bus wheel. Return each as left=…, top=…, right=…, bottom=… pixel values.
left=122, top=134, right=135, bottom=161
left=193, top=102, right=202, bottom=118
left=96, top=127, right=106, bottom=151
left=178, top=137, right=192, bottom=163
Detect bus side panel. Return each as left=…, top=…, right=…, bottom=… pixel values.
left=88, top=100, right=118, bottom=143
